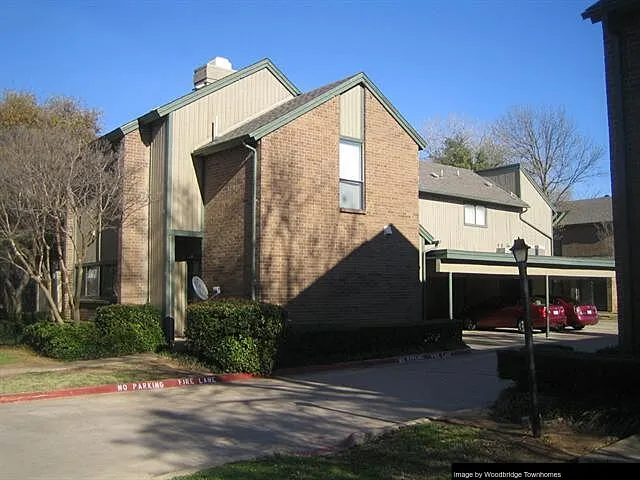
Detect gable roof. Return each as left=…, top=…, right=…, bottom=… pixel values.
left=582, top=0, right=640, bottom=23
left=556, top=197, right=613, bottom=226
left=103, top=58, right=300, bottom=142
left=476, top=163, right=556, bottom=212
left=193, top=72, right=426, bottom=156
left=419, top=163, right=528, bottom=209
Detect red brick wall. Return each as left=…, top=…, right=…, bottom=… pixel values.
left=202, top=146, right=252, bottom=297
left=602, top=9, right=640, bottom=350
left=258, top=90, right=421, bottom=328
left=117, top=130, right=150, bottom=304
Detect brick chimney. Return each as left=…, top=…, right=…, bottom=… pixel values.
left=193, top=57, right=234, bottom=90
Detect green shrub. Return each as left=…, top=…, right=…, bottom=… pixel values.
left=186, top=299, right=286, bottom=374
left=94, top=304, right=165, bottom=356
left=496, top=346, right=640, bottom=398
left=0, top=311, right=50, bottom=345
left=213, top=336, right=261, bottom=373
left=23, top=304, right=165, bottom=360
left=23, top=321, right=103, bottom=360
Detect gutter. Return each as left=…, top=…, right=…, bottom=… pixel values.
left=519, top=207, right=554, bottom=255
left=243, top=142, right=259, bottom=301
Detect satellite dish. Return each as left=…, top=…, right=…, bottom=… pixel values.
left=192, top=276, right=209, bottom=301
left=191, top=276, right=222, bottom=301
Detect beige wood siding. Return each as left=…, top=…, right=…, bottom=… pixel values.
left=149, top=120, right=166, bottom=307
left=419, top=197, right=522, bottom=252
left=173, top=261, right=187, bottom=336
left=340, top=86, right=363, bottom=139
left=169, top=69, right=294, bottom=232
left=518, top=172, right=553, bottom=254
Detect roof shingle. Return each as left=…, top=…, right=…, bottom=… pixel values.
left=419, top=163, right=528, bottom=209
left=556, top=197, right=613, bottom=225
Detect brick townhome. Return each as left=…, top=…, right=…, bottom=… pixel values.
left=583, top=0, right=640, bottom=351
left=99, top=58, right=425, bottom=334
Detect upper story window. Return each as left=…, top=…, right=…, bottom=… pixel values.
left=464, top=204, right=486, bottom=227
left=339, top=139, right=364, bottom=211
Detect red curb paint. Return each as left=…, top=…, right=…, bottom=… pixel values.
left=0, top=348, right=469, bottom=404
left=0, top=375, right=220, bottom=404
left=215, top=373, right=256, bottom=382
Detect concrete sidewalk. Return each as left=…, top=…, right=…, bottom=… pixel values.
left=579, top=434, right=640, bottom=463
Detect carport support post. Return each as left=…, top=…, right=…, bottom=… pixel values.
left=448, top=272, right=453, bottom=321
left=545, top=275, right=550, bottom=339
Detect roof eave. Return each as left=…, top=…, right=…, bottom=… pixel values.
left=193, top=134, right=252, bottom=157
left=248, top=73, right=427, bottom=149
left=419, top=190, right=529, bottom=210
left=582, top=0, right=639, bottom=23
left=101, top=58, right=300, bottom=140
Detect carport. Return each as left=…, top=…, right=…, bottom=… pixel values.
left=424, top=248, right=616, bottom=323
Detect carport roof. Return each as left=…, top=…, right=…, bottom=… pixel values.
left=426, top=249, right=615, bottom=269
left=426, top=249, right=615, bottom=278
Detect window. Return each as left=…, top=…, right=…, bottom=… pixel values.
left=80, top=263, right=116, bottom=300
left=464, top=204, right=487, bottom=226
left=339, top=139, right=363, bottom=210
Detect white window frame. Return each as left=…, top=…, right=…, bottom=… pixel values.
left=339, top=139, right=364, bottom=211
left=464, top=204, right=487, bottom=227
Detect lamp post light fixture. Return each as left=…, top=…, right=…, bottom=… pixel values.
left=510, top=238, right=542, bottom=438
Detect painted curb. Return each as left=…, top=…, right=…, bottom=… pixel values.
left=273, top=347, right=472, bottom=376
left=0, top=347, right=471, bottom=405
left=0, top=373, right=256, bottom=405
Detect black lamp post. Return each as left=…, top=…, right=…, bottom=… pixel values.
left=510, top=238, right=541, bottom=438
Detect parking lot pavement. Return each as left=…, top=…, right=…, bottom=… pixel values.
left=462, top=315, right=619, bottom=353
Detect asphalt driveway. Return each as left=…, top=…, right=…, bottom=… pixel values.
left=0, top=317, right=619, bottom=479
left=0, top=350, right=507, bottom=480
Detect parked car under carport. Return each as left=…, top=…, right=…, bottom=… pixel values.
left=462, top=295, right=567, bottom=333
left=551, top=295, right=599, bottom=330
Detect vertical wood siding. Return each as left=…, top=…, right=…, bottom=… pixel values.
left=518, top=172, right=553, bottom=253
left=169, top=69, right=294, bottom=232
left=174, top=261, right=187, bottom=336
left=419, top=197, right=522, bottom=252
left=340, top=86, right=363, bottom=139
left=149, top=120, right=166, bottom=307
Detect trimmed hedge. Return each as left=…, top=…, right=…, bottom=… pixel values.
left=276, top=319, right=464, bottom=368
left=496, top=345, right=640, bottom=398
left=23, top=321, right=104, bottom=360
left=94, top=304, right=165, bottom=357
left=23, top=304, right=165, bottom=360
left=186, top=299, right=286, bottom=374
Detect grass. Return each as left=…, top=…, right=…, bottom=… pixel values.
left=172, top=417, right=616, bottom=480
left=0, top=346, right=61, bottom=367
left=0, top=346, right=213, bottom=394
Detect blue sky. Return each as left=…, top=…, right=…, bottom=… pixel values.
left=1, top=0, right=609, bottom=198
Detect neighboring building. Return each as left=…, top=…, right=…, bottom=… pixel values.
left=96, top=57, right=425, bottom=335
left=419, top=162, right=616, bottom=319
left=553, top=196, right=616, bottom=311
left=583, top=0, right=640, bottom=352
left=554, top=196, right=614, bottom=258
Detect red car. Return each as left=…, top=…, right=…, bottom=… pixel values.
left=463, top=296, right=567, bottom=332
left=551, top=296, right=599, bottom=330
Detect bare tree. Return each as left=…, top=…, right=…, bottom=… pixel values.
left=492, top=106, right=605, bottom=203
left=0, top=92, right=145, bottom=323
left=422, top=114, right=506, bottom=171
